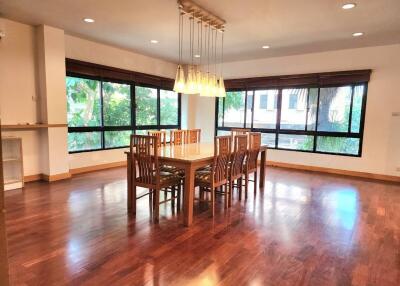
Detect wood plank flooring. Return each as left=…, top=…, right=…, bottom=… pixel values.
left=4, top=167, right=400, bottom=285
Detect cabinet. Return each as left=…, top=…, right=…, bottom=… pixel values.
left=2, top=137, right=23, bottom=190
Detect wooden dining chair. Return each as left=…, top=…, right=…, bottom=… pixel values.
left=130, top=135, right=182, bottom=223
left=228, top=134, right=248, bottom=205
left=148, top=130, right=167, bottom=147
left=195, top=136, right=232, bottom=216
left=170, top=130, right=185, bottom=145
left=242, top=132, right=261, bottom=199
left=188, top=129, right=201, bottom=143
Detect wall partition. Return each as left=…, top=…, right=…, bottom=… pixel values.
left=216, top=70, right=371, bottom=157
left=66, top=59, right=181, bottom=153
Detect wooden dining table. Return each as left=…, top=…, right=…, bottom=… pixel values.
left=125, top=142, right=267, bottom=227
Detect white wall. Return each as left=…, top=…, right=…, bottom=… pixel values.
left=192, top=44, right=400, bottom=176
left=0, top=18, right=42, bottom=176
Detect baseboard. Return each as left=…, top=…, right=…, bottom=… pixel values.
left=24, top=172, right=71, bottom=183
left=22, top=162, right=127, bottom=183
left=24, top=174, right=42, bottom=182
left=266, top=161, right=400, bottom=183
left=70, top=161, right=127, bottom=175
left=41, top=172, right=71, bottom=182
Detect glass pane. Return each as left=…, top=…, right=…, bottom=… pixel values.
left=217, top=130, right=231, bottom=136
left=261, top=133, right=276, bottom=147
left=135, top=129, right=149, bottom=135
left=317, top=136, right=360, bottom=155
left=217, top=97, right=224, bottom=127
left=253, top=90, right=279, bottom=129
left=68, top=132, right=102, bottom=152
left=136, top=86, right=157, bottom=126
left=104, top=131, right=132, bottom=148
left=160, top=89, right=178, bottom=125
left=223, top=91, right=246, bottom=127
left=103, top=82, right=131, bottom=126
left=278, top=134, right=314, bottom=151
left=66, top=77, right=101, bottom=127
left=306, top=88, right=318, bottom=131
left=245, top=91, right=253, bottom=128
left=317, top=86, right=352, bottom=132
left=351, top=85, right=364, bottom=133
left=281, top=88, right=308, bottom=130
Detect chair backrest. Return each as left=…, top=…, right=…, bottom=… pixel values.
left=231, top=128, right=251, bottom=137
left=170, top=130, right=185, bottom=145
left=130, top=135, right=159, bottom=186
left=148, top=130, right=167, bottom=147
left=246, top=132, right=261, bottom=171
left=211, top=136, right=232, bottom=185
left=230, top=135, right=248, bottom=178
left=188, top=129, right=201, bottom=143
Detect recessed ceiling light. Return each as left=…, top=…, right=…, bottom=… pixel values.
left=262, top=45, right=270, bottom=49
left=150, top=40, right=159, bottom=44
left=342, top=3, right=356, bottom=10
left=83, top=18, right=95, bottom=23
left=352, top=32, right=364, bottom=37
left=194, top=54, right=201, bottom=58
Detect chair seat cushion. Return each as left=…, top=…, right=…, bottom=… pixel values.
left=136, top=171, right=181, bottom=185
left=195, top=170, right=211, bottom=184
left=160, top=165, right=184, bottom=176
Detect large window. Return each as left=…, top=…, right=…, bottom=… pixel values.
left=67, top=76, right=180, bottom=153
left=216, top=70, right=370, bottom=157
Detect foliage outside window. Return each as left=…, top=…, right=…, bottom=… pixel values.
left=216, top=83, right=367, bottom=156
left=67, top=76, right=180, bottom=153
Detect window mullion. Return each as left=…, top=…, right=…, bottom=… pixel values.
left=275, top=88, right=282, bottom=148
left=131, top=83, right=135, bottom=134
left=305, top=88, right=310, bottom=131
left=100, top=81, right=105, bottom=149
left=348, top=85, right=355, bottom=133
left=157, top=88, right=161, bottom=130
left=313, top=87, right=321, bottom=152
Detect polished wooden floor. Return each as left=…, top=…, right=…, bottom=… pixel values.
left=4, top=167, right=400, bottom=286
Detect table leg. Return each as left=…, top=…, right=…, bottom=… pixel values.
left=259, top=150, right=266, bottom=189
left=127, top=155, right=133, bottom=212
left=183, top=164, right=195, bottom=227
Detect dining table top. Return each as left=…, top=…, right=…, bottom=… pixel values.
left=125, top=142, right=267, bottom=163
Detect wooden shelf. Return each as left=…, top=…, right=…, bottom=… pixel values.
left=1, top=124, right=67, bottom=130
left=2, top=157, right=21, bottom=162
left=4, top=178, right=21, bottom=185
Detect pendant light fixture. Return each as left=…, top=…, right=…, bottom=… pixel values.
left=175, top=0, right=226, bottom=97
left=173, top=10, right=186, bottom=93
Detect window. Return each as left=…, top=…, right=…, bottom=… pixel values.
left=216, top=70, right=369, bottom=157
left=66, top=76, right=180, bottom=153
left=259, top=95, right=268, bottom=109
left=253, top=90, right=279, bottom=129
left=223, top=91, right=246, bottom=127
left=288, top=94, right=298, bottom=109
left=160, top=89, right=179, bottom=126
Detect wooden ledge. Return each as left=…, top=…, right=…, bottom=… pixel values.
left=2, top=124, right=67, bottom=130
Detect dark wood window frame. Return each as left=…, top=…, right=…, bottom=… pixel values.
left=215, top=69, right=371, bottom=157
left=66, top=58, right=181, bottom=153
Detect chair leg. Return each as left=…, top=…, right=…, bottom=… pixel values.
left=171, top=186, right=176, bottom=209
left=211, top=187, right=215, bottom=217
left=132, top=185, right=137, bottom=214
left=154, top=189, right=160, bottom=223
left=228, top=181, right=233, bottom=207
left=245, top=173, right=249, bottom=200
left=224, top=184, right=228, bottom=209
left=149, top=188, right=153, bottom=210
left=254, top=170, right=258, bottom=195
left=238, top=178, right=242, bottom=201
left=177, top=184, right=181, bottom=212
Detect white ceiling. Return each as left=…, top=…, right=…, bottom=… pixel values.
left=1, top=0, right=400, bottom=63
